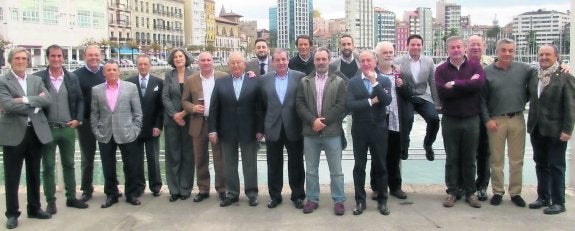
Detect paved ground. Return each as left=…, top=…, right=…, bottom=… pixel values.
left=1, top=184, right=573, bottom=230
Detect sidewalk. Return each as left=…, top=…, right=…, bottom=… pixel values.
left=1, top=184, right=573, bottom=230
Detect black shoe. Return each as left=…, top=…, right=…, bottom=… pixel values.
left=5, top=217, right=17, bottom=229
left=218, top=192, right=227, bottom=201
left=267, top=199, right=281, bottom=208
left=390, top=189, right=407, bottom=199
left=152, top=191, right=161, bottom=197
left=352, top=202, right=366, bottom=215
left=193, top=193, right=210, bottom=202
left=46, top=202, right=57, bottom=215
left=511, top=195, right=526, bottom=207
left=378, top=202, right=391, bottom=215
left=424, top=145, right=435, bottom=161
left=28, top=209, right=52, bottom=219
left=180, top=195, right=191, bottom=200
left=101, top=196, right=119, bottom=208
left=117, top=192, right=123, bottom=198
left=126, top=197, right=141, bottom=206
left=490, top=194, right=502, bottom=206
left=248, top=197, right=259, bottom=206
left=476, top=189, right=488, bottom=201
left=544, top=204, right=566, bottom=215
left=400, top=150, right=408, bottom=160
left=293, top=198, right=304, bottom=209
left=79, top=192, right=92, bottom=203
left=169, top=194, right=179, bottom=202
left=66, top=198, right=88, bottom=209
left=529, top=199, right=550, bottom=209
left=220, top=197, right=239, bottom=207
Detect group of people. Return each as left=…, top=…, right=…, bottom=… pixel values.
left=0, top=32, right=573, bottom=229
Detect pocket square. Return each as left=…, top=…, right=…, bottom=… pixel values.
left=154, top=86, right=159, bottom=91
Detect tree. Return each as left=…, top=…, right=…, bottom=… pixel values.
left=443, top=28, right=460, bottom=41
left=486, top=25, right=501, bottom=55
left=149, top=43, right=162, bottom=57
left=0, top=36, right=11, bottom=67
left=126, top=39, right=139, bottom=61
left=527, top=30, right=537, bottom=55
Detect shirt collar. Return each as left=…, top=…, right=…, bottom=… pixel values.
left=11, top=71, right=27, bottom=80
left=106, top=81, right=119, bottom=89
left=316, top=72, right=327, bottom=79
left=139, top=73, right=150, bottom=80
left=200, top=70, right=214, bottom=80
left=49, top=68, right=65, bottom=80
left=86, top=64, right=101, bottom=74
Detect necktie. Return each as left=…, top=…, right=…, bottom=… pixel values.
left=363, top=79, right=372, bottom=94
left=260, top=63, right=266, bottom=75
left=140, top=78, right=147, bottom=96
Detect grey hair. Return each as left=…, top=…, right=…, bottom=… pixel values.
left=496, top=38, right=516, bottom=50
left=8, top=47, right=32, bottom=66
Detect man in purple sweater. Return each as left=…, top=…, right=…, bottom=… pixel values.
left=435, top=36, right=485, bottom=208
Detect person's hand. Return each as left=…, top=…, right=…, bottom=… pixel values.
left=560, top=64, right=570, bottom=73
left=39, top=92, right=45, bottom=96
left=395, top=77, right=404, bottom=87
left=13, top=98, right=23, bottom=104
left=256, top=133, right=264, bottom=141
left=173, top=111, right=186, bottom=126
left=471, top=74, right=480, bottom=80
left=371, top=96, right=379, bottom=105
left=209, top=133, right=218, bottom=144
left=560, top=132, right=571, bottom=142
left=364, top=70, right=377, bottom=84
left=485, top=120, right=497, bottom=132
left=67, top=120, right=80, bottom=129
left=194, top=105, right=205, bottom=114
left=152, top=128, right=162, bottom=137
left=247, top=71, right=256, bottom=78
left=312, top=118, right=326, bottom=132
left=445, top=81, right=455, bottom=89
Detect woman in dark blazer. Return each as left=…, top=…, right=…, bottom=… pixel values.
left=161, top=48, right=195, bottom=202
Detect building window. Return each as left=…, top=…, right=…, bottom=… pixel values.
left=0, top=7, right=3, bottom=21
left=22, top=9, right=40, bottom=22
left=93, top=12, right=104, bottom=28
left=43, top=6, right=58, bottom=24
left=78, top=10, right=90, bottom=28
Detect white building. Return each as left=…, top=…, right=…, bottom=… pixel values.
left=374, top=7, right=395, bottom=45
left=345, top=0, right=373, bottom=50
left=513, top=9, right=570, bottom=55
left=184, top=0, right=205, bottom=47
left=436, top=0, right=461, bottom=34
left=0, top=0, right=108, bottom=66
left=277, top=0, right=310, bottom=50
left=404, top=7, right=433, bottom=55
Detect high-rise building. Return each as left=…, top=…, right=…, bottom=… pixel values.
left=205, top=0, right=216, bottom=49
left=374, top=7, right=396, bottom=45
left=403, top=7, right=433, bottom=55
left=184, top=0, right=205, bottom=47
left=268, top=7, right=277, bottom=47
left=133, top=0, right=185, bottom=58
left=436, top=0, right=461, bottom=34
left=277, top=0, right=310, bottom=50
left=395, top=21, right=409, bottom=54
left=0, top=0, right=108, bottom=66
left=345, top=0, right=373, bottom=49
left=513, top=9, right=570, bottom=55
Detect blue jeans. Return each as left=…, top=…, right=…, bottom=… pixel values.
left=304, top=136, right=346, bottom=203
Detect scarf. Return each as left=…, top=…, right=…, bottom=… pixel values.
left=537, top=61, right=559, bottom=90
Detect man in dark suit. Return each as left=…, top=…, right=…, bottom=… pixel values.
left=182, top=51, right=228, bottom=202
left=127, top=55, right=164, bottom=197
left=34, top=45, right=88, bottom=215
left=261, top=49, right=306, bottom=209
left=209, top=52, right=263, bottom=207
left=527, top=44, right=575, bottom=215
left=91, top=60, right=143, bottom=208
left=347, top=50, right=392, bottom=216
left=246, top=39, right=275, bottom=77
left=0, top=48, right=54, bottom=229
left=73, top=45, right=105, bottom=202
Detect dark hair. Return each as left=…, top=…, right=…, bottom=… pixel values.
left=407, top=34, right=423, bottom=45
left=167, top=47, right=192, bottom=68
left=254, top=38, right=268, bottom=46
left=136, top=54, right=152, bottom=63
left=45, top=44, right=63, bottom=57
left=104, top=59, right=120, bottom=68
left=540, top=43, right=559, bottom=57
left=295, top=35, right=313, bottom=46
left=339, top=34, right=353, bottom=44
left=271, top=48, right=290, bottom=61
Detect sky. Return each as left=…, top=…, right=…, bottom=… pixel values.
left=216, top=0, right=571, bottom=29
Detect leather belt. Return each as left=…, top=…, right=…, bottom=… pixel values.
left=48, top=121, right=69, bottom=128
left=203, top=116, right=209, bottom=121
left=500, top=111, right=522, bottom=118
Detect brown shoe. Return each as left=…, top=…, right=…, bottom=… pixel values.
left=466, top=195, right=482, bottom=208
left=443, top=194, right=456, bottom=207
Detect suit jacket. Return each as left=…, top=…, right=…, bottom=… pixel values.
left=0, top=72, right=53, bottom=145
left=208, top=73, right=263, bottom=143
left=161, top=68, right=194, bottom=124
left=260, top=69, right=305, bottom=142
left=394, top=54, right=440, bottom=106
left=329, top=55, right=360, bottom=81
left=527, top=69, right=575, bottom=138
left=126, top=74, right=164, bottom=139
left=35, top=68, right=85, bottom=122
left=90, top=80, right=142, bottom=144
left=346, top=73, right=392, bottom=128
left=182, top=70, right=227, bottom=137
left=246, top=57, right=276, bottom=77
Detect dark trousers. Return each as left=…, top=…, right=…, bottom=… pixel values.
left=370, top=130, right=402, bottom=192
left=530, top=127, right=567, bottom=205
left=442, top=115, right=479, bottom=196
left=266, top=127, right=305, bottom=202
left=140, top=136, right=162, bottom=193
left=475, top=118, right=490, bottom=190
left=352, top=124, right=388, bottom=203
left=405, top=97, right=440, bottom=148
left=77, top=121, right=97, bottom=194
left=221, top=139, right=258, bottom=199
left=98, top=137, right=145, bottom=199
left=164, top=121, right=194, bottom=196
left=3, top=126, right=42, bottom=218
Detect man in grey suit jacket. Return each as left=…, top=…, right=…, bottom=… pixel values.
left=394, top=34, right=440, bottom=161
left=261, top=49, right=306, bottom=209
left=246, top=38, right=275, bottom=77
left=91, top=60, right=144, bottom=208
left=0, top=48, right=53, bottom=229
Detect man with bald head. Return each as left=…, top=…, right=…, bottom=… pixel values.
left=347, top=50, right=392, bottom=215
left=182, top=51, right=228, bottom=202
left=209, top=52, right=263, bottom=207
